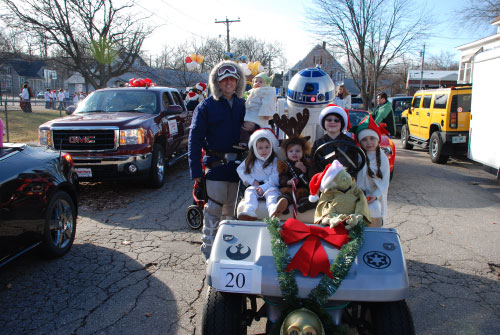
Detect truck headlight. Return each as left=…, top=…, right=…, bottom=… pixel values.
left=39, top=129, right=52, bottom=146
left=119, top=128, right=145, bottom=145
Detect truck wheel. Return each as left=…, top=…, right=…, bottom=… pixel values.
left=429, top=132, right=449, bottom=164
left=371, top=300, right=415, bottom=335
left=149, top=143, right=165, bottom=188
left=401, top=124, right=413, bottom=150
left=202, top=287, right=247, bottom=335
left=186, top=205, right=203, bottom=229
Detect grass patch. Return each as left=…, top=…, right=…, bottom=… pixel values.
left=1, top=108, right=65, bottom=143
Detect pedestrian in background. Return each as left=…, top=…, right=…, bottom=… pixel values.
left=334, top=84, right=351, bottom=109
left=51, top=90, right=57, bottom=109
left=57, top=89, right=66, bottom=111
left=188, top=61, right=246, bottom=260
left=371, top=92, right=396, bottom=137
left=44, top=88, right=51, bottom=109
left=21, top=82, right=33, bottom=113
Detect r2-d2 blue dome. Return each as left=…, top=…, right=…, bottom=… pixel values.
left=286, top=67, right=335, bottom=108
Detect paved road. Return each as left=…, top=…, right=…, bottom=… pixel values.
left=0, top=141, right=499, bottom=335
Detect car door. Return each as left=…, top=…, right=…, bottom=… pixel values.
left=161, top=91, right=185, bottom=155
left=408, top=94, right=421, bottom=137
left=419, top=94, right=433, bottom=139
left=170, top=90, right=190, bottom=150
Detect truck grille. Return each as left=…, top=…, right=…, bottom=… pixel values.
left=52, top=128, right=117, bottom=151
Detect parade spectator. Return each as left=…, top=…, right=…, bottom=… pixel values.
left=334, top=84, right=351, bottom=109
left=44, top=88, right=51, bottom=109
left=57, top=89, right=66, bottom=111
left=73, top=92, right=79, bottom=105
left=79, top=92, right=85, bottom=100
left=188, top=61, right=246, bottom=260
left=21, top=82, right=33, bottom=113
left=51, top=90, right=57, bottom=109
left=371, top=92, right=396, bottom=136
left=64, top=89, right=70, bottom=106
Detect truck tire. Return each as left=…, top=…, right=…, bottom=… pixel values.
left=202, top=287, right=247, bottom=335
left=149, top=143, right=165, bottom=188
left=429, top=132, right=449, bottom=164
left=401, top=124, right=413, bottom=150
left=371, top=300, right=415, bottom=335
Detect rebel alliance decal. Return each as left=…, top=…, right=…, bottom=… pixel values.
left=363, top=251, right=391, bottom=269
left=226, top=243, right=251, bottom=260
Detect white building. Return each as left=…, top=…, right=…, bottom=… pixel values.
left=456, top=15, right=500, bottom=84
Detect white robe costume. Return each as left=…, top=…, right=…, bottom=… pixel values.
left=244, top=86, right=276, bottom=127
left=356, top=150, right=390, bottom=221
left=237, top=157, right=280, bottom=217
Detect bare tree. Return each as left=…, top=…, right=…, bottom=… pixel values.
left=0, top=0, right=154, bottom=88
left=454, top=0, right=500, bottom=31
left=309, top=0, right=429, bottom=108
left=426, top=51, right=459, bottom=70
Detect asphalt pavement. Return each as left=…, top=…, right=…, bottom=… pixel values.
left=0, top=140, right=499, bottom=335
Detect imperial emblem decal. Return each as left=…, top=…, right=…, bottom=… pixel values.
left=226, top=243, right=251, bottom=260
left=363, top=251, right=391, bottom=269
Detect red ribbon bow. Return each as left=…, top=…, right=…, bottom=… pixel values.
left=280, top=218, right=350, bottom=278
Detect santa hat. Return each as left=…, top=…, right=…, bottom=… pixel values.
left=309, top=160, right=345, bottom=202
left=187, top=91, right=198, bottom=101
left=195, top=82, right=207, bottom=92
left=248, top=128, right=280, bottom=161
left=350, top=114, right=388, bottom=143
left=318, top=104, right=351, bottom=133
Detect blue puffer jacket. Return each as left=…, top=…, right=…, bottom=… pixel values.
left=188, top=95, right=246, bottom=181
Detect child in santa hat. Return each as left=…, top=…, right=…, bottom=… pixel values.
left=309, top=104, right=358, bottom=178
left=236, top=128, right=287, bottom=220
left=238, top=72, right=276, bottom=148
left=350, top=114, right=390, bottom=227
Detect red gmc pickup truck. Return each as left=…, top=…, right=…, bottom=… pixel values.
left=39, top=86, right=191, bottom=188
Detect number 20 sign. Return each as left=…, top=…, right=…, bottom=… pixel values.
left=214, top=263, right=262, bottom=294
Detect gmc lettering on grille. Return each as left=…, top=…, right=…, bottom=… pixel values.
left=68, top=136, right=96, bottom=144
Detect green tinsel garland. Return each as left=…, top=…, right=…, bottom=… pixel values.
left=265, top=217, right=365, bottom=335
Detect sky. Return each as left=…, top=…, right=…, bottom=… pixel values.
left=138, top=0, right=496, bottom=68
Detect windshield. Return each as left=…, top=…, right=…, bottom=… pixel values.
left=348, top=110, right=369, bottom=126
left=394, top=98, right=412, bottom=112
left=76, top=90, right=158, bottom=114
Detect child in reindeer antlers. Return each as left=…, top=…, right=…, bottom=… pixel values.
left=273, top=109, right=316, bottom=214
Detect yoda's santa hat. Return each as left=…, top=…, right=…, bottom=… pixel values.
left=349, top=114, right=388, bottom=143
left=309, top=160, right=346, bottom=202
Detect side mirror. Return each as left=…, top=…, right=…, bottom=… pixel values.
left=65, top=106, right=76, bottom=115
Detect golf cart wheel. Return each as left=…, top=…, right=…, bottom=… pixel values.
left=186, top=205, right=203, bottom=230
left=370, top=300, right=415, bottom=335
left=202, top=287, right=247, bottom=335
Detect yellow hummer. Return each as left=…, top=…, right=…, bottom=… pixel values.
left=401, top=86, right=472, bottom=163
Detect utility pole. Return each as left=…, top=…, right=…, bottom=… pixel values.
left=420, top=43, right=426, bottom=89
left=215, top=17, right=240, bottom=53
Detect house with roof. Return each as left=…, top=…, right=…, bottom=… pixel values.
left=0, top=58, right=63, bottom=97
left=405, top=70, right=458, bottom=96
left=282, top=42, right=346, bottom=94
left=456, top=15, right=500, bottom=84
